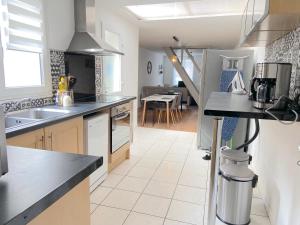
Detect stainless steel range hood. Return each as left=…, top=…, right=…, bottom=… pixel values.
left=68, top=0, right=124, bottom=55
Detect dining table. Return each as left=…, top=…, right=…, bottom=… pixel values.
left=141, top=94, right=177, bottom=128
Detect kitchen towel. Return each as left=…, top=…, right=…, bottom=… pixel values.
left=220, top=70, right=242, bottom=141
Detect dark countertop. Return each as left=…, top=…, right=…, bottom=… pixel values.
left=0, top=146, right=102, bottom=225
left=6, top=96, right=135, bottom=138
left=204, top=92, right=299, bottom=121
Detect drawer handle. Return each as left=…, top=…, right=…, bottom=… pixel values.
left=48, top=133, right=53, bottom=150
left=40, top=136, right=44, bottom=149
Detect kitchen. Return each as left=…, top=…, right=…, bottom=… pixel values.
left=0, top=1, right=300, bottom=225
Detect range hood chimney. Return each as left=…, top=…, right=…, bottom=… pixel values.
left=68, top=0, right=124, bottom=55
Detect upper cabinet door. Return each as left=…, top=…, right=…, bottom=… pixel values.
left=253, top=0, right=268, bottom=25
left=245, top=0, right=255, bottom=36
left=44, top=117, right=84, bottom=154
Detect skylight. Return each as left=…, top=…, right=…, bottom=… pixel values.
left=126, top=0, right=246, bottom=21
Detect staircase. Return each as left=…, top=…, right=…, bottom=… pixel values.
left=164, top=47, right=201, bottom=105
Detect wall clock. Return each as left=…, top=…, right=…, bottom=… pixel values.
left=147, top=61, right=152, bottom=74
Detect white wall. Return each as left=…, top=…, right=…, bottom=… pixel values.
left=163, top=54, right=202, bottom=90
left=95, top=2, right=139, bottom=127
left=44, top=0, right=75, bottom=50
left=163, top=56, right=176, bottom=87
left=249, top=121, right=300, bottom=225
left=138, top=48, right=164, bottom=100
left=248, top=46, right=300, bottom=225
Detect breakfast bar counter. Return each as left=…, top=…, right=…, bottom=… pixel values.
left=203, top=92, right=300, bottom=225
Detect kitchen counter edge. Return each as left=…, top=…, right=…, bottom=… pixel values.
left=6, top=97, right=136, bottom=138
left=0, top=146, right=103, bottom=225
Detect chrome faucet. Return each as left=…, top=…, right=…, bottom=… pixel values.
left=5, top=98, right=32, bottom=113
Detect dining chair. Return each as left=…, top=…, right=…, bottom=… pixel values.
left=175, top=94, right=183, bottom=120
left=143, top=101, right=160, bottom=125
left=156, top=96, right=178, bottom=125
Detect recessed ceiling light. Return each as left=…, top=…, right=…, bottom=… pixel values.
left=126, top=0, right=245, bottom=21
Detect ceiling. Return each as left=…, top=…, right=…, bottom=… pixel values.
left=98, top=0, right=248, bottom=49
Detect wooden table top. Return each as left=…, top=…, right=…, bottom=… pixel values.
left=142, top=94, right=177, bottom=102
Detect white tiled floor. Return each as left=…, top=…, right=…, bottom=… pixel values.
left=90, top=127, right=271, bottom=225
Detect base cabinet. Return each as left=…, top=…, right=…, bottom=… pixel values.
left=7, top=129, right=44, bottom=149
left=28, top=179, right=90, bottom=225
left=7, top=117, right=84, bottom=154
left=44, top=117, right=84, bottom=154
left=109, top=143, right=130, bottom=172
left=7, top=117, right=88, bottom=225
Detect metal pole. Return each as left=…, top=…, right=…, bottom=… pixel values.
left=207, top=118, right=223, bottom=225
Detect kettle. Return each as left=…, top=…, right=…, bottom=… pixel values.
left=256, top=82, right=268, bottom=104
left=250, top=77, right=275, bottom=109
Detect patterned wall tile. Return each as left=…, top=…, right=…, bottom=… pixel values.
left=2, top=97, right=53, bottom=113
left=265, top=27, right=300, bottom=98
left=50, top=50, right=65, bottom=97
left=95, top=55, right=103, bottom=96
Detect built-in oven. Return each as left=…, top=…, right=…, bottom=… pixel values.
left=111, top=103, right=131, bottom=154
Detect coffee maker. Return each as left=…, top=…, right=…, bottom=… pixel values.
left=250, top=63, right=292, bottom=109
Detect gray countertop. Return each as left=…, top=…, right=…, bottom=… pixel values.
left=0, top=146, right=102, bottom=225
left=6, top=96, right=135, bottom=138
left=204, top=92, right=299, bottom=121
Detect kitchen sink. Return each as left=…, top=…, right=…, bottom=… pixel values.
left=5, top=117, right=40, bottom=129
left=5, top=108, right=72, bottom=129
left=7, top=108, right=72, bottom=120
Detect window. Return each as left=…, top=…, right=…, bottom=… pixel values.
left=4, top=50, right=42, bottom=87
left=0, top=0, right=50, bottom=99
left=126, top=1, right=246, bottom=21
left=103, top=30, right=121, bottom=94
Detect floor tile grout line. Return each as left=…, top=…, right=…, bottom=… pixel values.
left=102, top=150, right=146, bottom=225
left=91, top=129, right=206, bottom=224
left=132, top=128, right=272, bottom=224
left=90, top=185, right=114, bottom=215
left=93, top=158, right=140, bottom=212
left=120, top=134, right=178, bottom=225
left=162, top=141, right=196, bottom=225
left=250, top=212, right=269, bottom=217
left=96, top=204, right=198, bottom=225
left=202, top=153, right=212, bottom=225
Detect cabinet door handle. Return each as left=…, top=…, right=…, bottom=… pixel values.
left=40, top=136, right=44, bottom=149
left=48, top=133, right=53, bottom=150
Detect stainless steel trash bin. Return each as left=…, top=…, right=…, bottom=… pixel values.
left=217, top=164, right=258, bottom=225
left=220, top=148, right=251, bottom=166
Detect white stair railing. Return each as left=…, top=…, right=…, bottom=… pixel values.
left=164, top=47, right=200, bottom=105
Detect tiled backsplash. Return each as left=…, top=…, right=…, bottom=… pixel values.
left=2, top=97, right=53, bottom=113
left=95, top=55, right=104, bottom=96
left=50, top=50, right=65, bottom=97
left=265, top=27, right=300, bottom=97
left=1, top=50, right=103, bottom=112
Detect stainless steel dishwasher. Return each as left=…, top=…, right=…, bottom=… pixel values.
left=110, top=103, right=131, bottom=154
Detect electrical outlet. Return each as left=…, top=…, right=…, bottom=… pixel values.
left=298, top=145, right=300, bottom=152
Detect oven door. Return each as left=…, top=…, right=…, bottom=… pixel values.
left=111, top=111, right=130, bottom=153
